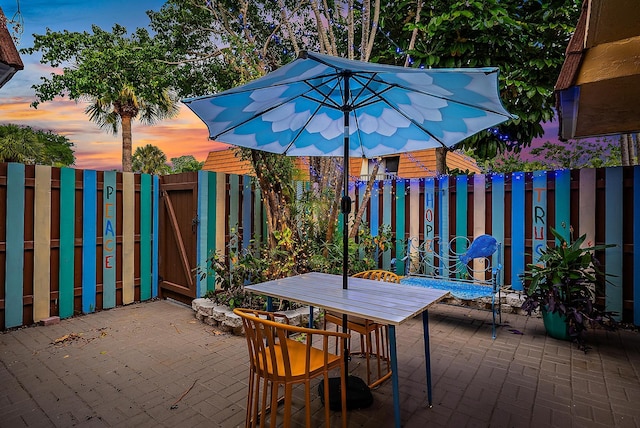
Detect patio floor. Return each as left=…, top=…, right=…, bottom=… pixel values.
left=1, top=299, right=639, bottom=427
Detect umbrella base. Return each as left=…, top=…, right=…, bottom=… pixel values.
left=318, top=376, right=373, bottom=411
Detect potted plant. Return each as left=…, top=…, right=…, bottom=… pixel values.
left=520, top=227, right=617, bottom=350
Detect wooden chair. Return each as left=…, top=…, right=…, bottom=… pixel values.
left=324, top=270, right=399, bottom=388
left=234, top=308, right=349, bottom=428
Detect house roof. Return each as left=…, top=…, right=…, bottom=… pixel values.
left=0, top=7, right=24, bottom=89
left=203, top=147, right=479, bottom=179
left=555, top=0, right=640, bottom=139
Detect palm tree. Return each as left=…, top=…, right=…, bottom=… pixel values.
left=86, top=85, right=179, bottom=172
left=25, top=24, right=181, bottom=172
left=132, top=144, right=169, bottom=174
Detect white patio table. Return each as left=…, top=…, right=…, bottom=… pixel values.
left=244, top=272, right=449, bottom=428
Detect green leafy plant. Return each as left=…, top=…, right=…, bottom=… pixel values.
left=520, top=227, right=617, bottom=350
left=198, top=220, right=395, bottom=310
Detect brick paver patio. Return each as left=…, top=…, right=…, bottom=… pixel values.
left=1, top=299, right=639, bottom=427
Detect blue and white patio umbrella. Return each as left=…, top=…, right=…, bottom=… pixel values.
left=183, top=50, right=514, bottom=290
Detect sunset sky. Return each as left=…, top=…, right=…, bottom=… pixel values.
left=1, top=1, right=563, bottom=171
left=1, top=0, right=226, bottom=171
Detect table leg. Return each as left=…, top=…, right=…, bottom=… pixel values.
left=266, top=296, right=273, bottom=312
left=388, top=324, right=401, bottom=428
left=422, top=310, right=433, bottom=407
left=309, top=306, right=314, bottom=328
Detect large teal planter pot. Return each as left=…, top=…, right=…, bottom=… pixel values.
left=542, top=308, right=570, bottom=340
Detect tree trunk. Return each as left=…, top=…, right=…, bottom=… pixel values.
left=250, top=150, right=295, bottom=249
left=121, top=114, right=133, bottom=172
left=435, top=147, right=448, bottom=175
left=621, top=134, right=631, bottom=166
left=349, top=162, right=380, bottom=239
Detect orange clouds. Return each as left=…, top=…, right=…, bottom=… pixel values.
left=0, top=96, right=227, bottom=171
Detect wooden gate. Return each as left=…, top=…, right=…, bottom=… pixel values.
left=158, top=172, right=199, bottom=305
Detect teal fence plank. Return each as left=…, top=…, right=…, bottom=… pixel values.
left=424, top=178, right=435, bottom=269
left=532, top=171, right=547, bottom=265
left=511, top=172, right=525, bottom=290
left=605, top=167, right=623, bottom=320
left=4, top=163, right=25, bottom=328
left=140, top=174, right=151, bottom=301
left=554, top=169, right=571, bottom=242
left=635, top=166, right=640, bottom=325
left=243, top=175, right=252, bottom=250
left=152, top=175, right=159, bottom=298
left=102, top=171, right=116, bottom=309
left=491, top=174, right=505, bottom=286
left=424, top=178, right=435, bottom=241
left=439, top=176, right=449, bottom=276
left=207, top=172, right=217, bottom=293
left=59, top=168, right=76, bottom=319
left=395, top=180, right=406, bottom=275
left=370, top=181, right=380, bottom=264
left=197, top=171, right=208, bottom=298
left=82, top=170, right=97, bottom=314
left=382, top=181, right=392, bottom=269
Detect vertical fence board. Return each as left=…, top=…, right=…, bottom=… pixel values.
left=207, top=172, right=217, bottom=293
left=33, top=166, right=52, bottom=322
left=152, top=175, right=159, bottom=298
left=605, top=167, right=624, bottom=320
left=579, top=169, right=596, bottom=247
left=407, top=179, right=420, bottom=271
left=491, top=174, right=505, bottom=286
left=59, top=168, right=75, bottom=319
left=532, top=171, right=547, bottom=264
left=370, top=181, right=379, bottom=238
left=424, top=178, right=434, bottom=241
left=473, top=174, right=486, bottom=277
left=140, top=174, right=152, bottom=301
left=634, top=166, right=640, bottom=325
left=82, top=170, right=97, bottom=314
left=382, top=182, right=392, bottom=269
left=216, top=173, right=226, bottom=258
left=197, top=171, right=208, bottom=298
left=555, top=169, right=571, bottom=241
left=252, top=182, right=261, bottom=248
left=511, top=172, right=525, bottom=290
left=102, top=171, right=116, bottom=309
left=439, top=176, right=450, bottom=276
left=242, top=176, right=252, bottom=250
left=395, top=180, right=406, bottom=275
left=230, top=175, right=239, bottom=246
left=4, top=163, right=25, bottom=328
left=122, top=173, right=135, bottom=305
left=455, top=175, right=468, bottom=249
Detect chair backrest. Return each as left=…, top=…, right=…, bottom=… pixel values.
left=353, top=269, right=400, bottom=283
left=234, top=308, right=349, bottom=379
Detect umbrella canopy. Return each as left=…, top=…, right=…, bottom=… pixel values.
left=184, top=50, right=513, bottom=291
left=184, top=51, right=513, bottom=158
left=555, top=0, right=640, bottom=139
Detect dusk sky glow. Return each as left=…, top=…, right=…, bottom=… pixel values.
left=1, top=0, right=226, bottom=171
left=1, top=1, right=562, bottom=171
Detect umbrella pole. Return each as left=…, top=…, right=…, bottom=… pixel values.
left=341, top=73, right=351, bottom=354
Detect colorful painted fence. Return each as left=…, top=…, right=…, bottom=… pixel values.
left=192, top=171, right=266, bottom=300
left=348, top=167, right=639, bottom=325
left=1, top=164, right=639, bottom=329
left=0, top=164, right=159, bottom=329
